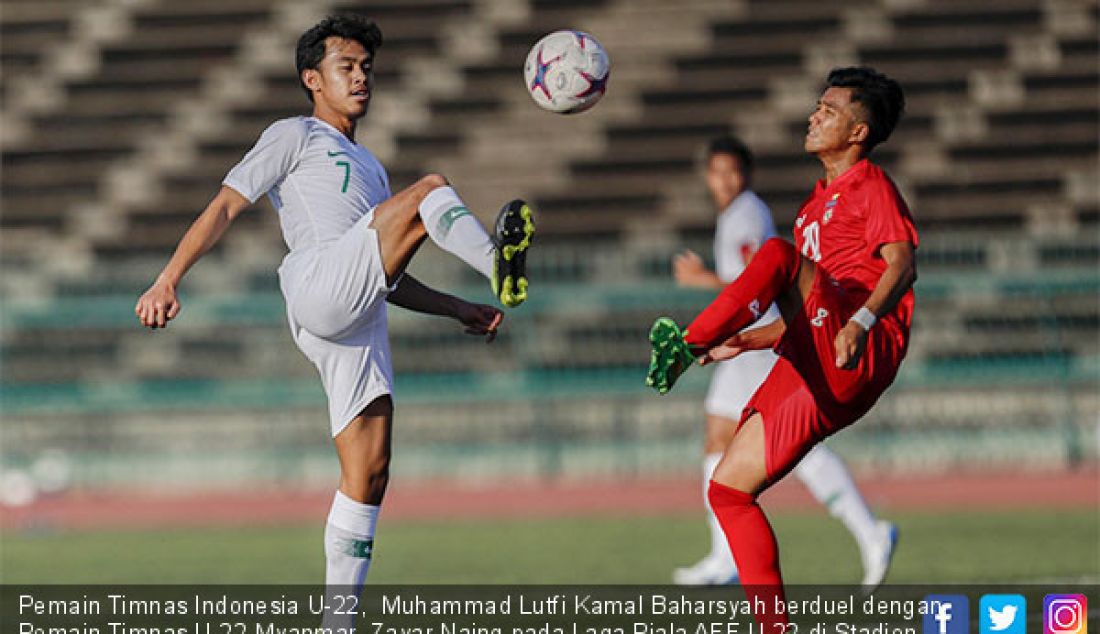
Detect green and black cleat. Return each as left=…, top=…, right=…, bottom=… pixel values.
left=492, top=199, right=535, bottom=308
left=646, top=317, right=697, bottom=395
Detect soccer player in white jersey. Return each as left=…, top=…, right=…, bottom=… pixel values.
left=134, top=14, right=534, bottom=626
left=669, top=136, right=896, bottom=590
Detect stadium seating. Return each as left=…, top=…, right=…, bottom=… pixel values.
left=1, top=0, right=1096, bottom=489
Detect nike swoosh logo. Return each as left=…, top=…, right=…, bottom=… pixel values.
left=327, top=150, right=349, bottom=157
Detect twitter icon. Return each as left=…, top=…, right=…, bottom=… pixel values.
left=982, top=594, right=1027, bottom=634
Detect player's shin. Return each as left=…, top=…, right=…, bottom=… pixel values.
left=707, top=480, right=788, bottom=632
left=685, top=238, right=800, bottom=349
left=418, top=186, right=495, bottom=279
left=322, top=490, right=379, bottom=630
left=703, top=453, right=734, bottom=562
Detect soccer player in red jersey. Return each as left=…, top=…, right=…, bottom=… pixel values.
left=647, top=66, right=917, bottom=631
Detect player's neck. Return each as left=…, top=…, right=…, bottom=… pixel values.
left=818, top=147, right=866, bottom=185
left=313, top=107, right=358, bottom=139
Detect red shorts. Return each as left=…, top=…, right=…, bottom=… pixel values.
left=740, top=274, right=908, bottom=482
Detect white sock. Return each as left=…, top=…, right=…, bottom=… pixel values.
left=794, top=444, right=879, bottom=550
left=703, top=452, right=735, bottom=565
left=418, top=186, right=495, bottom=280
left=322, top=490, right=379, bottom=631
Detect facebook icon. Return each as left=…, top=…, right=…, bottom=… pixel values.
left=924, top=595, right=970, bottom=634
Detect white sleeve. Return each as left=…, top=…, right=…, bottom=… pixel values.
left=222, top=118, right=309, bottom=203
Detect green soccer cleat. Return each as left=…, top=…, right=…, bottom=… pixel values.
left=492, top=199, right=535, bottom=308
left=646, top=317, right=697, bottom=394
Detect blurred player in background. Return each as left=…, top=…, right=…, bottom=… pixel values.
left=135, top=13, right=534, bottom=628
left=648, top=67, right=916, bottom=631
left=671, top=136, right=896, bottom=590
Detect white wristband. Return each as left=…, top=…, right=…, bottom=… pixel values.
left=849, top=307, right=877, bottom=331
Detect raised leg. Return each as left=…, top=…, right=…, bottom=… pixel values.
left=369, top=174, right=442, bottom=286
left=370, top=173, right=534, bottom=306
left=647, top=238, right=818, bottom=394
left=685, top=238, right=815, bottom=350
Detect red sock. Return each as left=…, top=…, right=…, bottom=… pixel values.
left=707, top=480, right=788, bottom=633
left=685, top=238, right=800, bottom=349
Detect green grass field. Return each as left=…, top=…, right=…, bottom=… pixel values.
left=3, top=508, right=1096, bottom=585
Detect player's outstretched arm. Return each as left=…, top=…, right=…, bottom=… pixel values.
left=135, top=186, right=251, bottom=329
left=387, top=275, right=502, bottom=342
left=834, top=240, right=917, bottom=369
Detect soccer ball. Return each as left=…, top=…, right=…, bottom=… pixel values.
left=523, top=30, right=610, bottom=114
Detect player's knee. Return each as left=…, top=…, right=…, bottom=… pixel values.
left=345, top=450, right=390, bottom=495
left=364, top=458, right=391, bottom=497
left=706, top=479, right=755, bottom=511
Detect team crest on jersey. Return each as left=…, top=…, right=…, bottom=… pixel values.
left=823, top=193, right=840, bottom=224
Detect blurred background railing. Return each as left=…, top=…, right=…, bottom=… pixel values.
left=2, top=0, right=1097, bottom=501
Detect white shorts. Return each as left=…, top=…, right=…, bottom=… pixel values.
left=279, top=216, right=396, bottom=437
left=704, top=347, right=778, bottom=421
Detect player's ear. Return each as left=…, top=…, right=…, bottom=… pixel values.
left=850, top=121, right=870, bottom=145
left=302, top=68, right=322, bottom=94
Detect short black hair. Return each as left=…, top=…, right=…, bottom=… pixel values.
left=706, top=135, right=754, bottom=177
left=826, top=66, right=905, bottom=149
left=296, top=14, right=383, bottom=101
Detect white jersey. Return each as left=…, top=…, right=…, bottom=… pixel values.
left=224, top=116, right=391, bottom=252
left=704, top=190, right=782, bottom=420
left=224, top=116, right=396, bottom=436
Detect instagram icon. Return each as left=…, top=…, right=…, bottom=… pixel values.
left=1044, top=594, right=1087, bottom=634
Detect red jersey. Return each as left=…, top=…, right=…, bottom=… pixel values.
left=793, top=159, right=918, bottom=329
